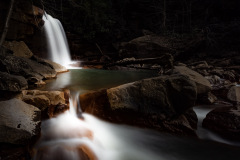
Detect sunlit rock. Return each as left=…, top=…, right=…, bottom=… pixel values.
left=22, top=90, right=68, bottom=118
left=0, top=98, right=41, bottom=144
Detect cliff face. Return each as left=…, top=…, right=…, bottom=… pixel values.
left=0, top=0, right=43, bottom=40
left=0, top=0, right=48, bottom=58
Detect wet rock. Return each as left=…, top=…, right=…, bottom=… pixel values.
left=31, top=55, right=68, bottom=73
left=48, top=104, right=69, bottom=118
left=119, top=35, right=175, bottom=59
left=0, top=54, right=56, bottom=83
left=202, top=105, right=240, bottom=141
left=80, top=75, right=197, bottom=136
left=44, top=60, right=68, bottom=73
left=227, top=85, right=240, bottom=103
left=0, top=98, right=41, bottom=144
left=3, top=41, right=33, bottom=58
left=172, top=66, right=211, bottom=95
left=0, top=71, right=28, bottom=92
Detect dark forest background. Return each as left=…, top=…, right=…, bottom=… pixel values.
left=33, top=0, right=240, bottom=41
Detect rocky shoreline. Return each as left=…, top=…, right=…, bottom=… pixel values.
left=0, top=1, right=240, bottom=159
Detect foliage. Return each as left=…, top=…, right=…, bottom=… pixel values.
left=36, top=0, right=240, bottom=41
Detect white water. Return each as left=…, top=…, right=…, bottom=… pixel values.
left=43, top=13, right=72, bottom=67
left=194, top=105, right=240, bottom=147
left=33, top=95, right=240, bottom=160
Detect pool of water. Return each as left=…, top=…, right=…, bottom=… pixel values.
left=38, top=69, right=157, bottom=94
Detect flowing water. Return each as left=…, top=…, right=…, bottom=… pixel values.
left=37, top=14, right=240, bottom=160
left=34, top=69, right=240, bottom=160
left=43, top=13, right=72, bottom=67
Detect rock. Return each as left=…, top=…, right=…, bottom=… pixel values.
left=172, top=66, right=211, bottom=94
left=43, top=59, right=68, bottom=73
left=0, top=0, right=44, bottom=40
left=0, top=71, right=28, bottom=92
left=80, top=75, right=197, bottom=136
left=22, top=94, right=50, bottom=111
left=0, top=98, right=41, bottom=144
left=203, top=105, right=240, bottom=141
left=22, top=90, right=66, bottom=108
left=3, top=41, right=33, bottom=58
left=0, top=54, right=57, bottom=83
left=227, top=85, right=240, bottom=103
left=22, top=90, right=68, bottom=119
left=119, top=35, right=175, bottom=59
left=31, top=55, right=68, bottom=73
left=48, top=104, right=69, bottom=118
left=197, top=92, right=217, bottom=104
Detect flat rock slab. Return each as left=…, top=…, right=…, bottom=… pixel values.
left=0, top=98, right=41, bottom=144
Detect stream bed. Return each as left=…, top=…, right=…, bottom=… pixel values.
left=35, top=69, right=240, bottom=160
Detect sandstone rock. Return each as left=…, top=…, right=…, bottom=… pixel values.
left=22, top=90, right=66, bottom=107
left=22, top=94, right=50, bottom=111
left=203, top=105, right=240, bottom=140
left=227, top=85, right=240, bottom=103
left=119, top=35, right=175, bottom=59
left=0, top=54, right=57, bottom=83
left=0, top=98, right=41, bottom=144
left=3, top=41, right=33, bottom=58
left=0, top=71, right=28, bottom=92
left=172, top=66, right=211, bottom=94
left=80, top=75, right=197, bottom=136
left=22, top=90, right=68, bottom=119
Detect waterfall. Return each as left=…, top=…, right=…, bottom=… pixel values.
left=43, top=13, right=72, bottom=67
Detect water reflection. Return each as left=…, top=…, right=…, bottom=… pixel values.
left=39, top=69, right=157, bottom=94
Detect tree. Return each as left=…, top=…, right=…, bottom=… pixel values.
left=0, top=0, right=15, bottom=47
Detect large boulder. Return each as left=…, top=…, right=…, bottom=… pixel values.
left=80, top=75, right=198, bottom=136
left=31, top=56, right=68, bottom=73
left=0, top=71, right=28, bottom=92
left=3, top=41, right=33, bottom=58
left=119, top=35, right=175, bottom=59
left=0, top=0, right=44, bottom=40
left=227, top=85, right=240, bottom=103
left=172, top=66, right=211, bottom=95
left=202, top=105, right=240, bottom=141
left=0, top=54, right=57, bottom=83
left=0, top=98, right=41, bottom=144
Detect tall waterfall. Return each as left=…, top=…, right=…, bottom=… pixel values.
left=43, top=13, right=72, bottom=67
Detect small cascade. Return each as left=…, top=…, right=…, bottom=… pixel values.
left=69, top=91, right=84, bottom=119
left=43, top=13, right=72, bottom=67
left=33, top=94, right=240, bottom=160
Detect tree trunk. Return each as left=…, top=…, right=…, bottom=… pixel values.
left=162, top=0, right=167, bottom=31
left=0, top=0, right=15, bottom=47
